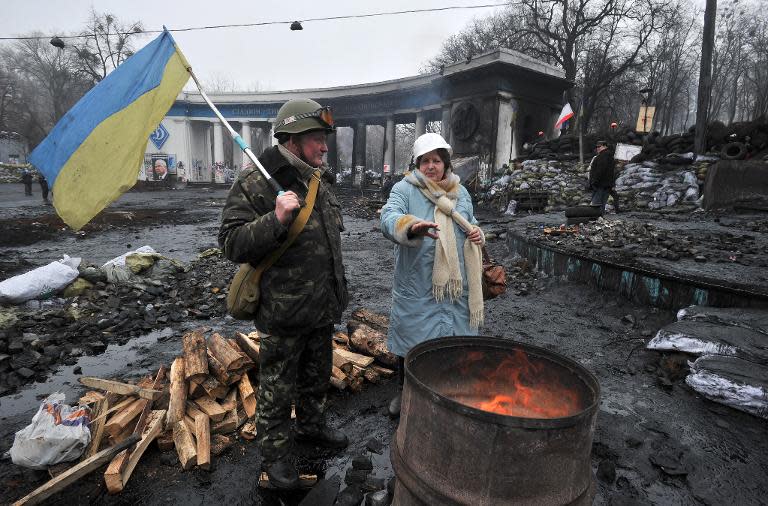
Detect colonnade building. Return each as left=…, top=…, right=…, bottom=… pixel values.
left=143, top=47, right=571, bottom=184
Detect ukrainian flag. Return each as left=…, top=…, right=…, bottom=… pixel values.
left=29, top=30, right=190, bottom=230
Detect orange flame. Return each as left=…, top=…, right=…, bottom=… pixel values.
left=455, top=349, right=582, bottom=419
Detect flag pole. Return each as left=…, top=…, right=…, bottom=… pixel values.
left=577, top=96, right=584, bottom=165
left=185, top=67, right=284, bottom=195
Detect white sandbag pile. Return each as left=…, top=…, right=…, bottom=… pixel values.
left=647, top=305, right=768, bottom=418
left=615, top=161, right=700, bottom=210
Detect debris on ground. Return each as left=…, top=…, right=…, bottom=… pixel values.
left=686, top=355, right=768, bottom=419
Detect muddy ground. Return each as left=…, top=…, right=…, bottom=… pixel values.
left=1, top=183, right=767, bottom=505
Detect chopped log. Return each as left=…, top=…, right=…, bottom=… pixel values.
left=332, top=331, right=349, bottom=346
left=193, top=395, right=227, bottom=422
left=220, top=388, right=238, bottom=411
left=105, top=398, right=144, bottom=437
left=194, top=414, right=211, bottom=470
left=331, top=366, right=347, bottom=381
left=197, top=376, right=228, bottom=399
left=104, top=410, right=165, bottom=494
left=211, top=434, right=233, bottom=456
left=207, top=351, right=241, bottom=385
left=183, top=415, right=196, bottom=436
left=329, top=377, right=347, bottom=390
left=172, top=420, right=197, bottom=470
left=208, top=333, right=247, bottom=371
left=349, top=308, right=390, bottom=333
left=363, top=368, right=381, bottom=384
left=211, top=408, right=238, bottom=434
left=333, top=348, right=374, bottom=368
left=348, top=322, right=397, bottom=367
left=258, top=472, right=317, bottom=489
left=85, top=397, right=109, bottom=457
left=156, top=429, right=174, bottom=451
left=188, top=380, right=207, bottom=399
left=234, top=332, right=262, bottom=364
left=347, top=376, right=364, bottom=393
left=186, top=402, right=206, bottom=420
left=132, top=365, right=167, bottom=438
left=166, top=357, right=186, bottom=426
left=182, top=330, right=209, bottom=383
left=78, top=377, right=161, bottom=401
left=369, top=364, right=395, bottom=378
left=350, top=365, right=365, bottom=379
left=11, top=436, right=139, bottom=506
left=238, top=374, right=257, bottom=418
left=109, top=422, right=138, bottom=445
left=239, top=420, right=257, bottom=440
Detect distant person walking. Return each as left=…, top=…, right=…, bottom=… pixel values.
left=21, top=169, right=33, bottom=196
left=38, top=174, right=49, bottom=203
left=588, top=140, right=620, bottom=213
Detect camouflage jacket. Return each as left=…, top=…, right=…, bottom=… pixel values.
left=218, top=146, right=348, bottom=336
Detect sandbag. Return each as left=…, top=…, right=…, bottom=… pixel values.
left=686, top=355, right=768, bottom=419
left=0, top=256, right=81, bottom=304
left=677, top=305, right=768, bottom=334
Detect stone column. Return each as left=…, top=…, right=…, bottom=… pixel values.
left=213, top=121, right=225, bottom=165
left=383, top=117, right=395, bottom=174
left=241, top=122, right=252, bottom=167
left=495, top=95, right=515, bottom=172
left=441, top=105, right=452, bottom=144
left=326, top=130, right=338, bottom=169
left=353, top=121, right=367, bottom=187
left=415, top=112, right=426, bottom=137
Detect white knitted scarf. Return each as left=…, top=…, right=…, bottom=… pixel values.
left=404, top=170, right=484, bottom=328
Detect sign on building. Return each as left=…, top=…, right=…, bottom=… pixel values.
left=636, top=106, right=655, bottom=133
left=149, top=123, right=170, bottom=149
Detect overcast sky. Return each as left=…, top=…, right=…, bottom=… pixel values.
left=0, top=0, right=508, bottom=92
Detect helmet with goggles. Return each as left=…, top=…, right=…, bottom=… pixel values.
left=273, top=98, right=335, bottom=137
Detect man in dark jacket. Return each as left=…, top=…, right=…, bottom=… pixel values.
left=588, top=140, right=620, bottom=213
left=21, top=169, right=33, bottom=196
left=219, top=99, right=349, bottom=490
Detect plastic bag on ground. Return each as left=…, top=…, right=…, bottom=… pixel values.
left=101, top=246, right=157, bottom=283
left=504, top=200, right=517, bottom=216
left=9, top=393, right=91, bottom=469
left=686, top=355, right=768, bottom=419
left=0, top=256, right=81, bottom=304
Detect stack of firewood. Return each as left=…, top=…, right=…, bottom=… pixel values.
left=19, top=310, right=397, bottom=502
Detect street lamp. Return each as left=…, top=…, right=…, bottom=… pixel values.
left=49, top=36, right=65, bottom=49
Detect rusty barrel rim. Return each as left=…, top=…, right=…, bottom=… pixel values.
left=404, top=336, right=601, bottom=429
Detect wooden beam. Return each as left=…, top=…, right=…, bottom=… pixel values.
left=78, top=377, right=161, bottom=401
left=237, top=374, right=257, bottom=418
left=104, top=398, right=144, bottom=437
left=194, top=414, right=211, bottom=470
left=11, top=436, right=139, bottom=506
left=84, top=397, right=109, bottom=457
left=166, top=357, right=186, bottom=426
left=172, top=420, right=197, bottom=470
left=109, top=410, right=166, bottom=493
left=182, top=330, right=209, bottom=383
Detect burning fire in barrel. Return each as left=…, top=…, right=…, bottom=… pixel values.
left=391, top=337, right=600, bottom=505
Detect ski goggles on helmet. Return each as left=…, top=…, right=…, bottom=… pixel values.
left=275, top=106, right=335, bottom=130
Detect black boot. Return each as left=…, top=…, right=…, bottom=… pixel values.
left=295, top=425, right=349, bottom=449
left=388, top=356, right=405, bottom=418
left=263, top=458, right=299, bottom=490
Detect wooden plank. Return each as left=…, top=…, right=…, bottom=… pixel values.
left=195, top=414, right=211, bottom=470
left=103, top=450, right=129, bottom=493
left=104, top=398, right=144, bottom=437
left=11, top=436, right=139, bottom=506
left=79, top=391, right=105, bottom=406
left=132, top=366, right=167, bottom=438
left=166, top=357, right=186, bottom=426
left=113, top=410, right=166, bottom=493
left=172, top=420, right=197, bottom=470
left=333, top=348, right=374, bottom=368
left=237, top=374, right=257, bottom=418
left=78, top=377, right=161, bottom=401
left=183, top=415, right=196, bottom=436
left=208, top=333, right=247, bottom=371
left=186, top=402, right=206, bottom=420
left=182, top=329, right=209, bottom=383
left=193, top=395, right=227, bottom=422
left=85, top=397, right=109, bottom=457
left=109, top=422, right=138, bottom=446
left=235, top=332, right=261, bottom=364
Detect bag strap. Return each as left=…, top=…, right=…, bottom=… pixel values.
left=252, top=169, right=321, bottom=275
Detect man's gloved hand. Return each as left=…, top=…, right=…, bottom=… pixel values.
left=275, top=191, right=301, bottom=226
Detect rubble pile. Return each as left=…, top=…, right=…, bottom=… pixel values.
left=525, top=217, right=768, bottom=266
left=614, top=160, right=703, bottom=209
left=0, top=248, right=235, bottom=395
left=483, top=159, right=589, bottom=210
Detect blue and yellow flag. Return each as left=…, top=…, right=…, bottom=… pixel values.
left=29, top=30, right=190, bottom=230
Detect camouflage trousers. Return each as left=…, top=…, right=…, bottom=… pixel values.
left=256, top=324, right=333, bottom=464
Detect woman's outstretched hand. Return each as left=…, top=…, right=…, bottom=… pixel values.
left=409, top=221, right=440, bottom=240
left=467, top=227, right=483, bottom=245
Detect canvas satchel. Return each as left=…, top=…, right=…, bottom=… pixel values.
left=226, top=170, right=321, bottom=320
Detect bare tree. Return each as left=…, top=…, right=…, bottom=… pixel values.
left=71, top=9, right=144, bottom=83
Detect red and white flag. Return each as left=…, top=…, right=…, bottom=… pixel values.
left=555, top=103, right=574, bottom=129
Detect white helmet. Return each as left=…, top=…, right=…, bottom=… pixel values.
left=413, top=132, right=452, bottom=160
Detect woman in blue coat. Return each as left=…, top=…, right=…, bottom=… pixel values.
left=380, top=133, right=485, bottom=416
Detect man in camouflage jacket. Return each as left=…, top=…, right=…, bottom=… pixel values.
left=218, top=98, right=349, bottom=490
